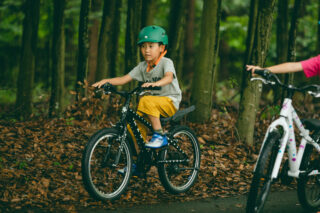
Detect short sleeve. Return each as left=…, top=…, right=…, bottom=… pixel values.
left=301, top=55, right=320, bottom=78
left=163, top=58, right=177, bottom=78
left=128, top=63, right=144, bottom=81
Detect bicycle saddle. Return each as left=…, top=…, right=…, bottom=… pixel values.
left=302, top=119, right=320, bottom=131
left=160, top=105, right=196, bottom=124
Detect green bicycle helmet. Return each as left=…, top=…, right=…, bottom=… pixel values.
left=137, top=25, right=168, bottom=46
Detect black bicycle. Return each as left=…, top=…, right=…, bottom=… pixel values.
left=81, top=83, right=201, bottom=201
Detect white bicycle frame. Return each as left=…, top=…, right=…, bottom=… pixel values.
left=256, top=98, right=320, bottom=179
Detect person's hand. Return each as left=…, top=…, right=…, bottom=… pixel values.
left=92, top=79, right=109, bottom=88
left=246, top=65, right=262, bottom=76
left=141, top=82, right=160, bottom=87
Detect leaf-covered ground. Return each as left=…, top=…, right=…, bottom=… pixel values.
left=0, top=93, right=318, bottom=212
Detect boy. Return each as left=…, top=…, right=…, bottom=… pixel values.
left=246, top=55, right=320, bottom=77
left=93, top=25, right=182, bottom=148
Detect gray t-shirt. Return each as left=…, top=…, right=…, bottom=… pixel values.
left=129, top=57, right=182, bottom=109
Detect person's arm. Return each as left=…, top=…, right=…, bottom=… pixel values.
left=142, top=72, right=173, bottom=87
left=92, top=74, right=133, bottom=88
left=246, top=62, right=303, bottom=75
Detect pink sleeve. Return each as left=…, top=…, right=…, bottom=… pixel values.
left=301, top=55, right=320, bottom=78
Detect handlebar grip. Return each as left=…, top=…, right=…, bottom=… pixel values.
left=254, top=69, right=271, bottom=77
left=141, top=86, right=161, bottom=91
left=102, top=83, right=115, bottom=92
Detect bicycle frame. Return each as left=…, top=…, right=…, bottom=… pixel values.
left=116, top=94, right=154, bottom=153
left=256, top=98, right=320, bottom=179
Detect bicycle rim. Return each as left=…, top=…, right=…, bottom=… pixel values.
left=82, top=129, right=132, bottom=201
left=158, top=126, right=200, bottom=194
left=298, top=131, right=320, bottom=211
left=246, top=131, right=280, bottom=213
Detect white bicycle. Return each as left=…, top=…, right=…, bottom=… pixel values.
left=246, top=69, right=320, bottom=213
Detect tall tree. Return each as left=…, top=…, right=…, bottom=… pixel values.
left=141, top=0, right=155, bottom=27
left=95, top=0, right=116, bottom=82
left=49, top=0, right=66, bottom=117
left=15, top=0, right=40, bottom=119
left=76, top=0, right=91, bottom=99
left=124, top=0, right=142, bottom=81
left=189, top=0, right=221, bottom=122
left=87, top=0, right=102, bottom=84
left=167, top=0, right=188, bottom=80
left=276, top=0, right=289, bottom=64
left=109, top=0, right=122, bottom=78
left=275, top=0, right=289, bottom=102
left=285, top=0, right=305, bottom=84
left=183, top=0, right=195, bottom=84
left=237, top=0, right=276, bottom=146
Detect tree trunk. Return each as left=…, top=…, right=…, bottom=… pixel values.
left=183, top=0, right=195, bottom=84
left=109, top=0, right=122, bottom=78
left=275, top=0, right=289, bottom=103
left=167, top=0, right=187, bottom=81
left=141, top=0, right=155, bottom=27
left=15, top=0, right=40, bottom=119
left=76, top=0, right=91, bottom=99
left=237, top=0, right=276, bottom=146
left=276, top=0, right=289, bottom=64
left=124, top=0, right=142, bottom=89
left=189, top=0, right=221, bottom=122
left=285, top=0, right=305, bottom=84
left=87, top=0, right=102, bottom=84
left=95, top=0, right=116, bottom=82
left=49, top=0, right=66, bottom=117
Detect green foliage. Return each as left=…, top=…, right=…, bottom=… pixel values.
left=0, top=0, right=24, bottom=43
left=220, top=16, right=248, bottom=52
left=0, top=88, right=16, bottom=104
left=68, top=164, right=74, bottom=170
left=260, top=105, right=281, bottom=120
left=66, top=117, right=75, bottom=126
left=17, top=160, right=28, bottom=169
left=215, top=77, right=240, bottom=104
left=53, top=161, right=61, bottom=166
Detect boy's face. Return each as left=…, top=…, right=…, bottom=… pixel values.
left=140, top=42, right=165, bottom=64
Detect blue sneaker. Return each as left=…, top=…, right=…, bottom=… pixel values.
left=145, top=133, right=168, bottom=148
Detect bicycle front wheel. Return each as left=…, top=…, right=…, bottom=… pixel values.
left=158, top=126, right=201, bottom=194
left=81, top=128, right=132, bottom=201
left=297, top=130, right=320, bottom=212
left=246, top=131, right=280, bottom=213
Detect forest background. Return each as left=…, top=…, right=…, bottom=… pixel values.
left=0, top=0, right=320, bottom=211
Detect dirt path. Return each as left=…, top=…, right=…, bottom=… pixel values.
left=78, top=190, right=306, bottom=213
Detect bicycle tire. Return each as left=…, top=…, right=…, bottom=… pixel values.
left=158, top=125, right=201, bottom=194
left=246, top=130, right=280, bottom=213
left=297, top=130, right=320, bottom=212
left=81, top=128, right=132, bottom=201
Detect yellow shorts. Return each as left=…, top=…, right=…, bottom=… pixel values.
left=128, top=96, right=177, bottom=146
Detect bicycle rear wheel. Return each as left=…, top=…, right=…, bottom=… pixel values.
left=158, top=126, right=200, bottom=194
left=246, top=131, right=280, bottom=213
left=297, top=130, right=320, bottom=212
left=82, top=128, right=132, bottom=201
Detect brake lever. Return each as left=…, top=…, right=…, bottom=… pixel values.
left=308, top=91, right=320, bottom=98
left=250, top=77, right=276, bottom=85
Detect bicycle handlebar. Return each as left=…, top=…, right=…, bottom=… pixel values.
left=101, top=83, right=161, bottom=97
left=251, top=69, right=320, bottom=98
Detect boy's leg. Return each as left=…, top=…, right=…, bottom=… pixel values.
left=137, top=96, right=177, bottom=148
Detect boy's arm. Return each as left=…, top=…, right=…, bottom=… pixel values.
left=142, top=72, right=173, bottom=87
left=92, top=74, right=133, bottom=88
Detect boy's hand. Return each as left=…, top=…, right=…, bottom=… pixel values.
left=246, top=65, right=262, bottom=76
left=92, top=79, right=109, bottom=88
left=142, top=82, right=160, bottom=87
